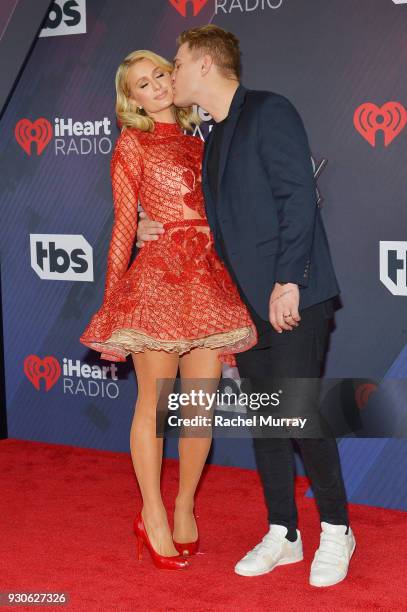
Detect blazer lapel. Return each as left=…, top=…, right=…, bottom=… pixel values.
left=217, top=84, right=247, bottom=199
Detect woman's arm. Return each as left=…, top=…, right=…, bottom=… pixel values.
left=104, top=132, right=143, bottom=297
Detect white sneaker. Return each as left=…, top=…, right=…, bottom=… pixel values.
left=234, top=525, right=303, bottom=577
left=309, top=522, right=356, bottom=587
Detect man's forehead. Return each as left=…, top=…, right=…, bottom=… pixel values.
left=175, top=42, right=200, bottom=62
left=174, top=43, right=188, bottom=62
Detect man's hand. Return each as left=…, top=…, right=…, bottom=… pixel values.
left=269, top=282, right=301, bottom=333
left=136, top=211, right=165, bottom=247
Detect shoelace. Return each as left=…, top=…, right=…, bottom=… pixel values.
left=314, top=533, right=347, bottom=566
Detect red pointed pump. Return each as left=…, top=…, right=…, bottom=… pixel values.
left=173, top=538, right=200, bottom=556
left=134, top=512, right=189, bottom=570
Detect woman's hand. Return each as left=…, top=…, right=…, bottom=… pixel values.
left=136, top=211, right=165, bottom=247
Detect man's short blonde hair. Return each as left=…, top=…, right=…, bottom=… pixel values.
left=177, top=24, right=241, bottom=80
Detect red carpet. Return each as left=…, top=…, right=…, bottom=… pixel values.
left=1, top=438, right=406, bottom=611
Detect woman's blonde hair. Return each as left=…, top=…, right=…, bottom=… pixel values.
left=115, top=49, right=200, bottom=132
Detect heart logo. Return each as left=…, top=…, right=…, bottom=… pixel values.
left=15, top=118, right=53, bottom=155
left=168, top=0, right=209, bottom=17
left=353, top=102, right=406, bottom=147
left=355, top=383, right=377, bottom=410
left=23, top=354, right=61, bottom=391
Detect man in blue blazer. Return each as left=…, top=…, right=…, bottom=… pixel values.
left=137, top=25, right=355, bottom=587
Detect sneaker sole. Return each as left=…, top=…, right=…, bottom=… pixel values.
left=309, top=538, right=356, bottom=587
left=234, top=553, right=304, bottom=577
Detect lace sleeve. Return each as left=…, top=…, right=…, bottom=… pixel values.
left=104, top=132, right=143, bottom=297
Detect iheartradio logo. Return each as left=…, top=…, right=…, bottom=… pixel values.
left=15, top=118, right=53, bottom=156
left=24, top=355, right=120, bottom=396
left=355, top=383, right=378, bottom=410
left=15, top=116, right=112, bottom=156
left=168, top=0, right=209, bottom=16
left=353, top=102, right=406, bottom=147
left=24, top=355, right=61, bottom=391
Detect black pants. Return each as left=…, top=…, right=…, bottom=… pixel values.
left=236, top=301, right=349, bottom=531
left=218, top=235, right=349, bottom=530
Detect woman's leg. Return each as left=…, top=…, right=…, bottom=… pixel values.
left=173, top=347, right=223, bottom=543
left=131, top=349, right=180, bottom=556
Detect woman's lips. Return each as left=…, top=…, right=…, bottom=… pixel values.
left=155, top=90, right=168, bottom=100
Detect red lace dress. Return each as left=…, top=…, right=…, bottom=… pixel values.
left=79, top=121, right=258, bottom=366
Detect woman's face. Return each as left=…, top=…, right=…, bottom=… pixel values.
left=127, top=58, right=174, bottom=115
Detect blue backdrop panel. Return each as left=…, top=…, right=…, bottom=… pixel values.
left=1, top=0, right=406, bottom=510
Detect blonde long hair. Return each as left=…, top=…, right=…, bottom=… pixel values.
left=115, top=49, right=200, bottom=132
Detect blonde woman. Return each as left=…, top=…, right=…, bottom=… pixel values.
left=79, top=50, right=257, bottom=570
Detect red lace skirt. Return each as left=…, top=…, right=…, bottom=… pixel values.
left=79, top=219, right=258, bottom=366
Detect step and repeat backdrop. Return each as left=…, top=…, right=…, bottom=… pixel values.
left=1, top=0, right=406, bottom=509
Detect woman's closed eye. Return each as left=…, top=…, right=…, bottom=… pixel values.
left=140, top=73, right=165, bottom=89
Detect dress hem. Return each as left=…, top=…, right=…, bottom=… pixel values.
left=80, top=325, right=256, bottom=363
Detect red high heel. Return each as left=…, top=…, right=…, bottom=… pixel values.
left=173, top=538, right=200, bottom=556
left=173, top=513, right=200, bottom=556
left=134, top=512, right=189, bottom=570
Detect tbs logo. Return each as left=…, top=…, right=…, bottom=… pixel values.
left=30, top=234, right=93, bottom=281
left=380, top=241, right=407, bottom=296
left=39, top=0, right=86, bottom=38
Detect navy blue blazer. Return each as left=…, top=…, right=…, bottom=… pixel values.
left=201, top=84, right=340, bottom=320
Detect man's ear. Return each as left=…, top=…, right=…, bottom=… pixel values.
left=201, top=54, right=213, bottom=76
